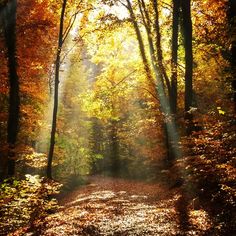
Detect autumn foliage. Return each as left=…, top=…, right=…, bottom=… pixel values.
left=0, top=0, right=235, bottom=235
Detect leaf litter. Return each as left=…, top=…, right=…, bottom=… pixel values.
left=40, top=176, right=212, bottom=235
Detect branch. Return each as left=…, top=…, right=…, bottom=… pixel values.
left=62, top=11, right=79, bottom=44
left=60, top=41, right=79, bottom=63
left=117, top=0, right=128, bottom=9
left=138, top=0, right=147, bottom=28
left=159, top=0, right=172, bottom=10
left=135, top=86, right=159, bottom=101
left=113, top=69, right=137, bottom=88
left=140, top=0, right=151, bottom=29
left=62, top=0, right=93, bottom=44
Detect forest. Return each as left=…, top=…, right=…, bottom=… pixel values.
left=0, top=0, right=236, bottom=235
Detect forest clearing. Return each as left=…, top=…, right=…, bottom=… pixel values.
left=0, top=0, right=236, bottom=235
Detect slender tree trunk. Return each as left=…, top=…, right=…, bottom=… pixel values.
left=127, top=0, right=180, bottom=163
left=171, top=0, right=180, bottom=114
left=152, top=0, right=176, bottom=163
left=152, top=0, right=171, bottom=95
left=126, top=0, right=159, bottom=102
left=127, top=0, right=183, bottom=155
left=126, top=0, right=152, bottom=81
left=135, top=0, right=170, bottom=112
left=127, top=0, right=167, bottom=111
left=47, top=0, right=67, bottom=179
left=110, top=120, right=119, bottom=176
left=90, top=118, right=103, bottom=173
left=3, top=0, right=20, bottom=177
left=228, top=0, right=236, bottom=111
left=181, top=0, right=193, bottom=113
left=134, top=1, right=167, bottom=110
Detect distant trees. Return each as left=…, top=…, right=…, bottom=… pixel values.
left=77, top=22, right=165, bottom=177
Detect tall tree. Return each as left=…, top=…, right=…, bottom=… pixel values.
left=152, top=0, right=171, bottom=96
left=47, top=0, right=67, bottom=179
left=151, top=0, right=178, bottom=162
left=126, top=0, right=153, bottom=83
left=180, top=0, right=193, bottom=113
left=126, top=0, right=180, bottom=163
left=3, top=0, right=20, bottom=176
left=228, top=0, right=236, bottom=111
left=171, top=0, right=180, bottom=114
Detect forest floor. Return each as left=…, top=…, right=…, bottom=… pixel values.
left=39, top=175, right=213, bottom=236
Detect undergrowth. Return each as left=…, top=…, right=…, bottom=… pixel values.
left=0, top=175, right=61, bottom=235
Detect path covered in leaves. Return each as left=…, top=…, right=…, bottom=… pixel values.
left=41, top=176, right=212, bottom=235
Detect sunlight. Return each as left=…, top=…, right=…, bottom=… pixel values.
left=112, top=4, right=129, bottom=19
left=89, top=1, right=129, bottom=23
left=35, top=16, right=81, bottom=168
left=69, top=13, right=82, bottom=37
left=189, top=210, right=212, bottom=231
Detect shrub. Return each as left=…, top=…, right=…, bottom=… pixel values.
left=0, top=175, right=62, bottom=235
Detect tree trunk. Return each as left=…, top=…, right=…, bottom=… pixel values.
left=152, top=0, right=171, bottom=95
left=110, top=120, right=119, bottom=176
left=3, top=0, right=20, bottom=177
left=152, top=0, right=178, bottom=162
left=181, top=0, right=193, bottom=113
left=126, top=0, right=159, bottom=102
left=127, top=0, right=180, bottom=162
left=126, top=0, right=152, bottom=82
left=171, top=0, right=180, bottom=114
left=228, top=0, right=236, bottom=111
left=47, top=0, right=67, bottom=179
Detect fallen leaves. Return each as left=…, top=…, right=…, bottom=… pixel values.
left=39, top=176, right=213, bottom=236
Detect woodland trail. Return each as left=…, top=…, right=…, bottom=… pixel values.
left=41, top=176, right=212, bottom=236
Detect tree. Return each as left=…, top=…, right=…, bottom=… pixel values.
left=47, top=0, right=67, bottom=179
left=3, top=0, right=20, bottom=176
left=125, top=0, right=153, bottom=83
left=228, top=0, right=236, bottom=111
left=16, top=0, right=59, bottom=147
left=171, top=0, right=180, bottom=114
left=0, top=0, right=61, bottom=179
left=125, top=0, right=180, bottom=163
left=180, top=0, right=193, bottom=113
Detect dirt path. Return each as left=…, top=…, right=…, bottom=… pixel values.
left=41, top=176, right=212, bottom=235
